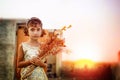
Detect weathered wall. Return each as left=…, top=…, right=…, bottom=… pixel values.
left=0, top=19, right=16, bottom=80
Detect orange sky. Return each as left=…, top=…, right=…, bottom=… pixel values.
left=62, top=21, right=120, bottom=62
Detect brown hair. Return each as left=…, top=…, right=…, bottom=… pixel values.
left=24, top=17, right=43, bottom=36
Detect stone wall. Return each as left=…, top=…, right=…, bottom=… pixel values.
left=0, top=19, right=16, bottom=80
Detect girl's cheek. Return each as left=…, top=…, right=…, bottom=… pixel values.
left=28, top=31, right=33, bottom=35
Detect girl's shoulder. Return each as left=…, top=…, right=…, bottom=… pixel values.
left=20, top=42, right=27, bottom=47
left=19, top=42, right=29, bottom=51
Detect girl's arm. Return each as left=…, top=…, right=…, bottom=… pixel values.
left=17, top=44, right=32, bottom=68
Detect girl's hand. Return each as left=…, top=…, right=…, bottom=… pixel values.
left=35, top=59, right=47, bottom=67
left=29, top=57, right=39, bottom=64
left=30, top=57, right=47, bottom=67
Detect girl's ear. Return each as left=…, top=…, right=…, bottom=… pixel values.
left=41, top=29, right=45, bottom=37
left=24, top=27, right=29, bottom=36
left=41, top=29, right=49, bottom=37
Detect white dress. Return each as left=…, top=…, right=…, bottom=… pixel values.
left=20, top=42, right=48, bottom=80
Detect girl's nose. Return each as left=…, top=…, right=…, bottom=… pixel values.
left=34, top=30, right=38, bottom=34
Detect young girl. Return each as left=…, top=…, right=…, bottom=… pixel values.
left=17, top=17, right=48, bottom=80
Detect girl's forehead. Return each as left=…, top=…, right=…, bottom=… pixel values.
left=28, top=24, right=42, bottom=28
left=29, top=26, right=41, bottom=29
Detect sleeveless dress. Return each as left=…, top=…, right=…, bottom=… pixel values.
left=20, top=42, right=48, bottom=80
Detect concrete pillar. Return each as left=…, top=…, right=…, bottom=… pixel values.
left=0, top=19, right=17, bottom=80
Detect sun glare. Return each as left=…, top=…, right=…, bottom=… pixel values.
left=74, top=59, right=96, bottom=69
left=62, top=43, right=102, bottom=62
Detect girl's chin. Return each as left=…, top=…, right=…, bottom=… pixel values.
left=31, top=37, right=39, bottom=40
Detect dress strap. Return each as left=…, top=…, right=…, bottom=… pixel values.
left=21, top=42, right=28, bottom=53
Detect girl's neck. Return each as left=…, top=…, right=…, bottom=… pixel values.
left=27, top=38, right=39, bottom=46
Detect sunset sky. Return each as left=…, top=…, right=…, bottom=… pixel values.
left=0, top=0, right=120, bottom=62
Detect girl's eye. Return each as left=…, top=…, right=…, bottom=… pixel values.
left=30, top=28, right=35, bottom=31
left=37, top=28, right=40, bottom=31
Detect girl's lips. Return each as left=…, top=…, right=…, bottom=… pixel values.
left=33, top=35, right=39, bottom=37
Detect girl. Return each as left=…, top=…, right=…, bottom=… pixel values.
left=17, top=17, right=48, bottom=80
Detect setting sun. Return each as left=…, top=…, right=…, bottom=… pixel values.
left=74, top=59, right=96, bottom=69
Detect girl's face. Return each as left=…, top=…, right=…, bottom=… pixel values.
left=28, top=24, right=42, bottom=40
